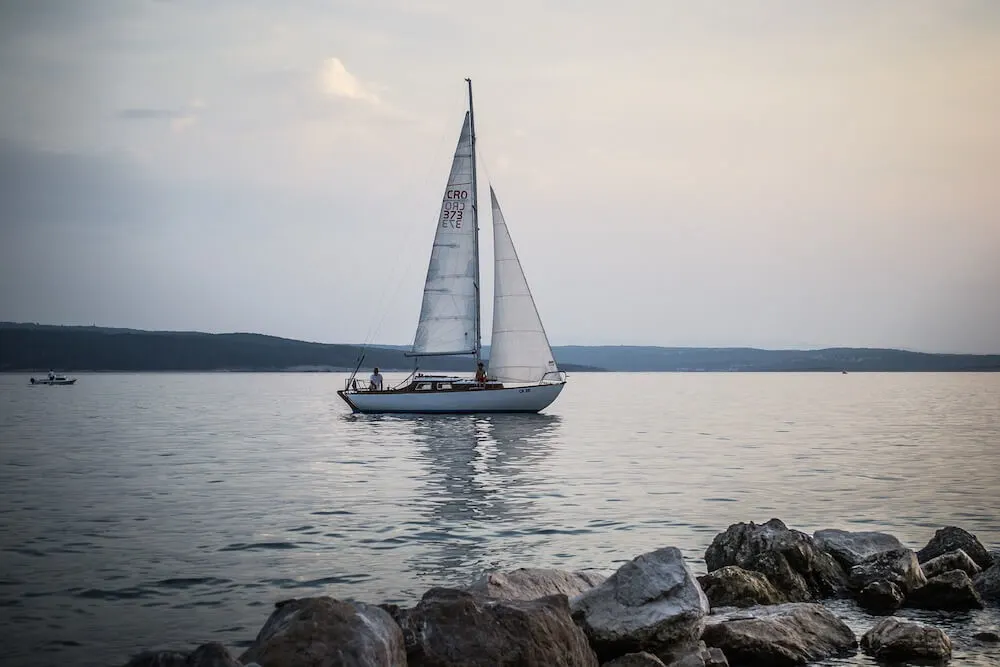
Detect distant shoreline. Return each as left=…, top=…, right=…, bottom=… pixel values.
left=2, top=322, right=999, bottom=373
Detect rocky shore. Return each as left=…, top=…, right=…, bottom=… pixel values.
left=122, top=520, right=999, bottom=667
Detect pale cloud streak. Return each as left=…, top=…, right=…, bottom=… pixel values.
left=319, top=57, right=380, bottom=104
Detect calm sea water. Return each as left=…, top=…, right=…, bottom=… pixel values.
left=1, top=372, right=998, bottom=666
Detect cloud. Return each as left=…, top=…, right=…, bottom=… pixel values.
left=318, top=57, right=379, bottom=104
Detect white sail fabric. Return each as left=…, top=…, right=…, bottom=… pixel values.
left=412, top=112, right=478, bottom=356
left=488, top=186, right=559, bottom=383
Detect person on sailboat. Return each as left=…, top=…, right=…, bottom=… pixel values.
left=475, top=361, right=487, bottom=384
left=369, top=367, right=383, bottom=391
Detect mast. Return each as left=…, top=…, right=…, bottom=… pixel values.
left=466, top=77, right=482, bottom=366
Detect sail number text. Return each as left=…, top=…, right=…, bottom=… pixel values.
left=441, top=189, right=468, bottom=228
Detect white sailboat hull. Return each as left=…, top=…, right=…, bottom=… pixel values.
left=339, top=381, right=565, bottom=414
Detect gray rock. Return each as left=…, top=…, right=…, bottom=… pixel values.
left=857, top=580, right=903, bottom=615
left=701, top=603, right=856, bottom=666
left=907, top=570, right=985, bottom=611
left=697, top=566, right=788, bottom=608
left=186, top=644, right=242, bottom=667
left=813, top=529, right=904, bottom=569
left=973, top=628, right=999, bottom=642
left=917, top=526, right=993, bottom=570
left=467, top=567, right=606, bottom=601
left=571, top=546, right=709, bottom=664
left=860, top=617, right=951, bottom=662
left=665, top=641, right=729, bottom=667
left=974, top=563, right=1000, bottom=603
left=704, top=519, right=847, bottom=601
left=922, top=548, right=982, bottom=579
left=239, top=597, right=405, bottom=667
left=395, top=587, right=598, bottom=667
left=849, top=548, right=926, bottom=595
left=602, top=652, right=667, bottom=667
left=123, top=652, right=189, bottom=667
left=122, top=644, right=243, bottom=667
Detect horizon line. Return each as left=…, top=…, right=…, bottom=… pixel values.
left=2, top=321, right=999, bottom=357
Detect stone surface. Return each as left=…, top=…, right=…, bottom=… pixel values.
left=187, top=644, right=242, bottom=667
left=907, top=570, right=985, bottom=611
left=602, top=652, right=667, bottom=667
left=974, top=563, right=1000, bottom=603
left=665, top=641, right=729, bottom=667
left=973, top=628, right=1000, bottom=642
left=571, top=546, right=709, bottom=663
left=922, top=549, right=983, bottom=579
left=239, top=597, right=405, bottom=667
left=394, top=587, right=598, bottom=667
left=704, top=519, right=847, bottom=601
left=122, top=646, right=242, bottom=667
left=123, top=652, right=189, bottom=667
left=697, top=566, right=787, bottom=609
left=701, top=603, right=856, bottom=666
left=857, top=580, right=903, bottom=615
left=849, top=548, right=926, bottom=595
left=860, top=617, right=952, bottom=662
left=917, top=526, right=994, bottom=570
left=813, top=529, right=904, bottom=569
left=467, top=567, right=606, bottom=601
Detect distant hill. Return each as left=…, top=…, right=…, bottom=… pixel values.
left=1, top=323, right=997, bottom=372
left=548, top=345, right=1000, bottom=372
left=0, top=323, right=601, bottom=373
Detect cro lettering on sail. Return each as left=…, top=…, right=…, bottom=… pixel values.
left=441, top=189, right=469, bottom=229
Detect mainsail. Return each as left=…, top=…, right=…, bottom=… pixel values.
left=487, top=186, right=559, bottom=383
left=411, top=112, right=479, bottom=356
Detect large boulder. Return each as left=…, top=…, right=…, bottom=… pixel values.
left=239, top=597, right=405, bottom=667
left=860, top=617, right=951, bottom=662
left=467, top=567, right=606, bottom=601
left=701, top=603, right=856, bottom=666
left=571, top=546, right=709, bottom=663
left=848, top=548, right=926, bottom=595
left=974, top=563, right=1000, bottom=603
left=123, top=644, right=242, bottom=667
left=697, top=566, right=788, bottom=608
left=916, top=526, right=993, bottom=570
left=813, top=529, right=903, bottom=569
left=857, top=580, right=903, bottom=615
left=393, top=587, right=597, bottom=667
left=907, top=570, right=985, bottom=611
left=704, top=519, right=847, bottom=601
left=922, top=548, right=982, bottom=579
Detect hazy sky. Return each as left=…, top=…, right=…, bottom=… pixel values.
left=1, top=0, right=998, bottom=353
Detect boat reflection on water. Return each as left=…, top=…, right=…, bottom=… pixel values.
left=406, top=413, right=562, bottom=586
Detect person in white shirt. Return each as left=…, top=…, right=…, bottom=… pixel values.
left=369, top=367, right=383, bottom=391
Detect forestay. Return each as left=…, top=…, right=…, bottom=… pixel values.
left=487, top=186, right=559, bottom=383
left=411, top=112, right=479, bottom=356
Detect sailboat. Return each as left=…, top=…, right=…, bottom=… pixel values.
left=337, top=80, right=566, bottom=414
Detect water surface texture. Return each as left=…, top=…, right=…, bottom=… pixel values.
left=1, top=372, right=998, bottom=665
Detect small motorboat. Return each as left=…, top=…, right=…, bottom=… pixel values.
left=30, top=375, right=77, bottom=385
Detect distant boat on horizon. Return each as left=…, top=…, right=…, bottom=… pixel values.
left=30, top=372, right=77, bottom=385
left=337, top=80, right=565, bottom=414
